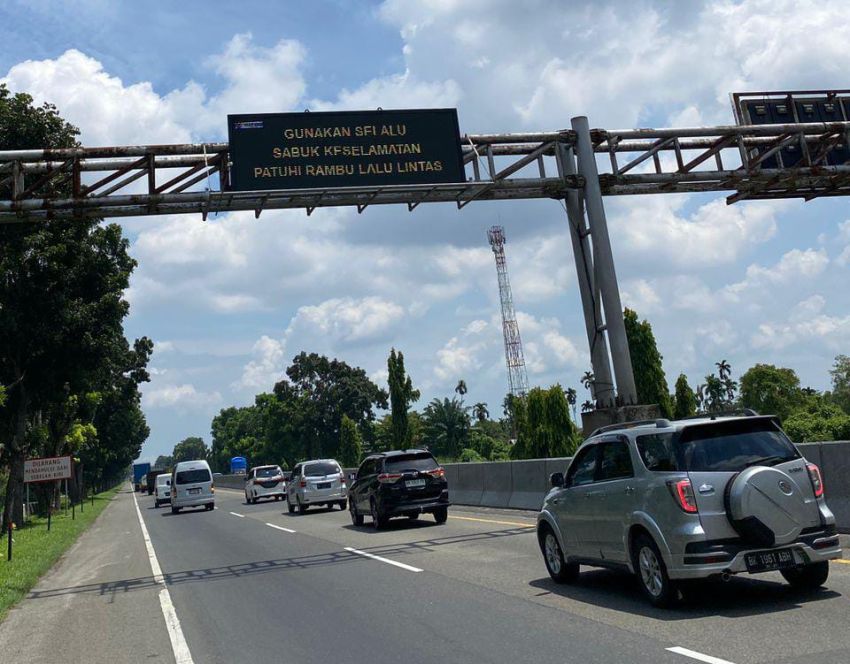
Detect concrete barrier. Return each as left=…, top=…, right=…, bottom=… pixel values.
left=444, top=463, right=460, bottom=496
left=480, top=461, right=512, bottom=508
left=820, top=441, right=850, bottom=534
left=214, top=474, right=245, bottom=490
left=797, top=442, right=823, bottom=468
left=452, top=462, right=485, bottom=506
left=545, top=457, right=572, bottom=485
left=508, top=460, right=548, bottom=510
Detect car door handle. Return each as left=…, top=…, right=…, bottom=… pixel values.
left=624, top=486, right=635, bottom=495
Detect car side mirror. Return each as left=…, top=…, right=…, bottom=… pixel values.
left=550, top=472, right=564, bottom=488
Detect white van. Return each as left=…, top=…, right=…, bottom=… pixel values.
left=170, top=460, right=214, bottom=514
left=154, top=473, right=172, bottom=508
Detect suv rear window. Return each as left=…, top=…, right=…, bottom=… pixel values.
left=175, top=468, right=211, bottom=484
left=304, top=462, right=340, bottom=476
left=255, top=467, right=280, bottom=478
left=678, top=419, right=799, bottom=472
left=384, top=453, right=438, bottom=473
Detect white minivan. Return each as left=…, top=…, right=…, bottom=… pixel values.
left=154, top=473, right=172, bottom=508
left=171, top=460, right=214, bottom=514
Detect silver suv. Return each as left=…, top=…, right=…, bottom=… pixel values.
left=287, top=459, right=347, bottom=514
left=537, top=414, right=842, bottom=607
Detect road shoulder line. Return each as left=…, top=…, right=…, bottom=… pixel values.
left=132, top=491, right=195, bottom=664
left=344, top=546, right=423, bottom=573
left=667, top=646, right=737, bottom=664
left=266, top=522, right=296, bottom=533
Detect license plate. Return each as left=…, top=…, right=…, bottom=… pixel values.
left=189, top=488, right=201, bottom=495
left=316, top=482, right=331, bottom=489
left=405, top=479, right=426, bottom=488
left=745, top=548, right=795, bottom=573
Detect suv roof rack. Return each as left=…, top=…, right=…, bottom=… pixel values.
left=588, top=418, right=671, bottom=438
left=677, top=408, right=760, bottom=421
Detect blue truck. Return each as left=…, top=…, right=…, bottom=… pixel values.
left=133, top=462, right=151, bottom=492
left=230, top=457, right=247, bottom=475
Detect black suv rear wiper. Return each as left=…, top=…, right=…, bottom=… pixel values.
left=743, top=455, right=790, bottom=468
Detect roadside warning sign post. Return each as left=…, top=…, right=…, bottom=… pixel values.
left=24, top=456, right=73, bottom=534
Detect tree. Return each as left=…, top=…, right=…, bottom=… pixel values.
left=338, top=414, right=363, bottom=467
left=673, top=374, right=697, bottom=419
left=173, top=437, right=209, bottom=463
left=565, top=387, right=578, bottom=422
left=623, top=308, right=672, bottom=416
left=472, top=402, right=489, bottom=422
left=1, top=85, right=147, bottom=527
left=829, top=354, right=850, bottom=414
left=387, top=348, right=420, bottom=448
left=154, top=455, right=174, bottom=469
left=422, top=397, right=470, bottom=459
left=511, top=385, right=579, bottom=459
left=739, top=364, right=802, bottom=421
left=783, top=398, right=850, bottom=443
left=455, top=379, right=468, bottom=398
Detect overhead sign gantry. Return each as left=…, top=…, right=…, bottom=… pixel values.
left=2, top=93, right=849, bottom=422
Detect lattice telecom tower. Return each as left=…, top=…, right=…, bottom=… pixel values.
left=488, top=226, right=529, bottom=397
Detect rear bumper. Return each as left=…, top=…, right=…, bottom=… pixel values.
left=172, top=496, right=214, bottom=508
left=382, top=495, right=450, bottom=516
left=251, top=485, right=285, bottom=499
left=668, top=528, right=842, bottom=579
left=300, top=488, right=347, bottom=503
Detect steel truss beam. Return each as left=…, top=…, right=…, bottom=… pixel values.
left=2, top=122, right=850, bottom=222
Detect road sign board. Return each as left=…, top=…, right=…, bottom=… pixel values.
left=226, top=108, right=465, bottom=191
left=24, top=455, right=72, bottom=483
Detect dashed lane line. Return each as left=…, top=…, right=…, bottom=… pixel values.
left=132, top=491, right=195, bottom=664
left=229, top=511, right=245, bottom=518
left=344, top=546, right=423, bottom=573
left=449, top=515, right=535, bottom=528
left=266, top=522, right=296, bottom=533
left=666, top=646, right=737, bottom=664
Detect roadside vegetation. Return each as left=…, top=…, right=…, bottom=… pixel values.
left=0, top=485, right=120, bottom=621
left=0, top=86, right=152, bottom=531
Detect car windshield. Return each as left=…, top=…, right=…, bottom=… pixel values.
left=384, top=453, right=439, bottom=473
left=678, top=419, right=799, bottom=472
left=304, top=462, right=340, bottom=476
left=255, top=467, right=280, bottom=478
left=175, top=468, right=211, bottom=484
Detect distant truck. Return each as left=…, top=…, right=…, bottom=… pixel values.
left=133, top=462, right=151, bottom=491
left=230, top=456, right=247, bottom=475
left=145, top=468, right=167, bottom=495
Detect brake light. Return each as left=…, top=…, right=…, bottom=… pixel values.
left=667, top=479, right=698, bottom=513
left=377, top=473, right=402, bottom=484
left=806, top=463, right=824, bottom=498
left=339, top=473, right=347, bottom=486
left=426, top=467, right=445, bottom=479
left=299, top=479, right=307, bottom=488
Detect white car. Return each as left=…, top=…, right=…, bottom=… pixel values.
left=170, top=459, right=214, bottom=514
left=245, top=465, right=287, bottom=504
left=154, top=473, right=172, bottom=507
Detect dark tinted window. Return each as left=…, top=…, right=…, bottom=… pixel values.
left=175, top=468, right=211, bottom=484
left=304, top=462, right=341, bottom=476
left=637, top=433, right=678, bottom=471
left=384, top=453, right=439, bottom=473
left=255, top=467, right=280, bottom=478
left=597, top=441, right=633, bottom=480
left=567, top=445, right=597, bottom=487
left=679, top=420, right=799, bottom=472
left=292, top=465, right=302, bottom=477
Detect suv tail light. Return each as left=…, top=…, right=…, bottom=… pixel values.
left=377, top=473, right=402, bottom=484
left=426, top=467, right=445, bottom=479
left=339, top=473, right=347, bottom=486
left=806, top=462, right=824, bottom=497
left=299, top=478, right=307, bottom=488
left=667, top=479, right=698, bottom=513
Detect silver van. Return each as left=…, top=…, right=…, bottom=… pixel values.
left=538, top=415, right=842, bottom=606
left=287, top=459, right=347, bottom=513
left=170, top=460, right=214, bottom=514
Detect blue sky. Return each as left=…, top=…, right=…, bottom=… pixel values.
left=3, top=0, right=850, bottom=463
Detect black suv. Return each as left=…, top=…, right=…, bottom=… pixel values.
left=349, top=450, right=450, bottom=529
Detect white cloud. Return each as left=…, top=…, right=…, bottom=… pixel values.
left=142, top=384, right=222, bottom=409
left=289, top=296, right=405, bottom=343
left=235, top=335, right=286, bottom=392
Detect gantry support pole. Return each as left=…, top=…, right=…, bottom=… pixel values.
left=556, top=143, right=616, bottom=408
left=571, top=116, right=637, bottom=405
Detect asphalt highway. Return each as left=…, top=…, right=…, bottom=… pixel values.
left=135, top=486, right=850, bottom=664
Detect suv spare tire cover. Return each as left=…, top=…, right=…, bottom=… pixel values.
left=725, top=466, right=807, bottom=547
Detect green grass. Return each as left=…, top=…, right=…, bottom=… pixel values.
left=0, top=485, right=121, bottom=622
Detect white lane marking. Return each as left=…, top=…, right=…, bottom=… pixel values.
left=229, top=511, right=245, bottom=518
left=344, top=546, right=423, bottom=573
left=667, top=646, right=737, bottom=664
left=265, top=522, right=296, bottom=533
left=132, top=491, right=195, bottom=664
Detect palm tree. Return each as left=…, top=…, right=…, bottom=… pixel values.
left=695, top=384, right=706, bottom=411
left=455, top=379, right=468, bottom=397
left=472, top=402, right=489, bottom=423
left=581, top=371, right=594, bottom=391
left=423, top=397, right=470, bottom=458
left=565, top=387, right=578, bottom=422
left=581, top=399, right=594, bottom=413
left=716, top=360, right=731, bottom=381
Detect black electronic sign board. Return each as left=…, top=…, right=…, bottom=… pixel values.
left=227, top=108, right=465, bottom=191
